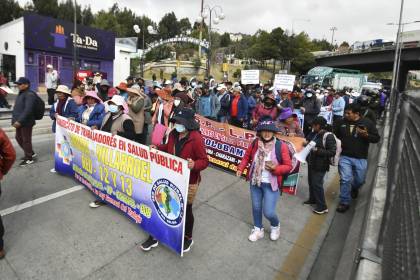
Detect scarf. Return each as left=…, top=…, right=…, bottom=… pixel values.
left=251, top=138, right=275, bottom=187
left=56, top=97, right=68, bottom=116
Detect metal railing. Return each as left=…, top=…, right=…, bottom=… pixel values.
left=355, top=89, right=420, bottom=279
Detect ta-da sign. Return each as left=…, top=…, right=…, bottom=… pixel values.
left=274, top=74, right=296, bottom=91
left=241, top=70, right=260, bottom=85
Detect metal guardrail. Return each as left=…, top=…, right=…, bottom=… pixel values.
left=354, top=90, right=420, bottom=279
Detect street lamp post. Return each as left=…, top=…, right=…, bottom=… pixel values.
left=196, top=5, right=225, bottom=77
left=134, top=24, right=157, bottom=77
left=73, top=0, right=78, bottom=80
left=387, top=19, right=420, bottom=93
left=330, top=27, right=337, bottom=49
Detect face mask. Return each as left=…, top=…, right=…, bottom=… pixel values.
left=174, top=123, right=186, bottom=133
left=174, top=100, right=181, bottom=107
left=306, top=93, right=313, bottom=98
left=108, top=104, right=119, bottom=114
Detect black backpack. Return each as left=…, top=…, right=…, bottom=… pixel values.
left=32, top=91, right=45, bottom=120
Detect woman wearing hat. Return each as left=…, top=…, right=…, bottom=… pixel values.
left=49, top=85, right=79, bottom=133
left=140, top=108, right=208, bottom=253
left=89, top=95, right=135, bottom=208
left=116, top=82, right=129, bottom=101
left=98, top=79, right=111, bottom=102
left=126, top=87, right=147, bottom=144
left=277, top=108, right=304, bottom=137
left=151, top=88, right=174, bottom=128
left=251, top=92, right=280, bottom=128
left=76, top=91, right=105, bottom=129
left=236, top=118, right=292, bottom=242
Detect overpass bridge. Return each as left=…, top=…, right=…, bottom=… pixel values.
left=315, top=45, right=420, bottom=91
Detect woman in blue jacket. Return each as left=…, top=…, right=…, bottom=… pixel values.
left=50, top=85, right=79, bottom=133
left=77, top=91, right=106, bottom=129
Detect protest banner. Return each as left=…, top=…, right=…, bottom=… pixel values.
left=241, top=70, right=260, bottom=84
left=54, top=116, right=190, bottom=256
left=196, top=115, right=304, bottom=195
left=274, top=74, right=296, bottom=91
left=293, top=109, right=305, bottom=129
left=319, top=106, right=333, bottom=124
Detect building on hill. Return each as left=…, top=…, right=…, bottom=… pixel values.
left=0, top=13, right=116, bottom=91
left=229, top=33, right=243, bottom=42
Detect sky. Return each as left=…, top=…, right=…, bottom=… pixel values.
left=18, top=0, right=420, bottom=44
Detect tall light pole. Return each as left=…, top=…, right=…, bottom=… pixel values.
left=330, top=27, right=337, bottom=48
left=387, top=18, right=420, bottom=93
left=73, top=0, right=78, bottom=80
left=134, top=23, right=157, bottom=77
left=196, top=5, right=225, bottom=77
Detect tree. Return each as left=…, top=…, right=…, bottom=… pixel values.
left=81, top=6, right=94, bottom=26
left=220, top=32, right=231, bottom=47
left=0, top=0, right=22, bottom=25
left=179, top=18, right=191, bottom=34
left=158, top=12, right=180, bottom=39
left=32, top=0, right=59, bottom=18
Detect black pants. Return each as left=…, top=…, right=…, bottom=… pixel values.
left=185, top=204, right=194, bottom=239
left=308, top=167, right=327, bottom=210
left=0, top=184, right=4, bottom=250
left=47, top=88, right=56, bottom=105
left=333, top=115, right=342, bottom=125
left=135, top=124, right=148, bottom=145
left=15, top=125, right=34, bottom=160
left=229, top=118, right=243, bottom=128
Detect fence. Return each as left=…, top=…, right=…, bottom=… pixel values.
left=355, top=90, right=420, bottom=279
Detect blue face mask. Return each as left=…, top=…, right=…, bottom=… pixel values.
left=108, top=104, right=119, bottom=113
left=174, top=123, right=186, bottom=133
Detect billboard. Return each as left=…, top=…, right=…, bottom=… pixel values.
left=24, top=13, right=115, bottom=60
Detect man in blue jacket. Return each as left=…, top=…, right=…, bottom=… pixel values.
left=12, top=77, right=37, bottom=166
left=229, top=86, right=249, bottom=128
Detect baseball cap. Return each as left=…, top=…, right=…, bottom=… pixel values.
left=15, top=77, right=30, bottom=85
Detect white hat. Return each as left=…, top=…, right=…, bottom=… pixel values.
left=163, top=80, right=173, bottom=85
left=46, top=64, right=53, bottom=69
left=216, top=83, right=227, bottom=91
left=232, top=85, right=242, bottom=92
left=107, top=95, right=126, bottom=107
left=55, top=85, right=71, bottom=95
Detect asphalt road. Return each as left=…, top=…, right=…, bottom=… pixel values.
left=0, top=132, right=340, bottom=280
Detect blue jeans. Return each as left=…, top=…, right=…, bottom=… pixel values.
left=250, top=183, right=280, bottom=229
left=338, top=156, right=368, bottom=205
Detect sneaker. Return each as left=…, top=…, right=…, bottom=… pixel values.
left=313, top=207, right=329, bottom=215
left=20, top=153, right=37, bottom=161
left=19, top=159, right=34, bottom=167
left=351, top=189, right=359, bottom=199
left=140, top=236, right=159, bottom=251
left=50, top=168, right=56, bottom=173
left=270, top=225, right=281, bottom=241
left=89, top=200, right=106, bottom=208
left=336, top=204, right=350, bottom=213
left=183, top=238, right=194, bottom=253
left=303, top=200, right=316, bottom=205
left=248, top=227, right=264, bottom=242
left=0, top=249, right=5, bottom=259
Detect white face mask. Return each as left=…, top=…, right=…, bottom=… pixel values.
left=174, top=100, right=181, bottom=107
left=174, top=123, right=186, bottom=133
left=108, top=104, right=119, bottom=113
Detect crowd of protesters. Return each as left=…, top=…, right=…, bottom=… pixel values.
left=3, top=71, right=384, bottom=256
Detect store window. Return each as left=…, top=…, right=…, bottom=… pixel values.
left=0, top=54, right=16, bottom=82
left=38, top=54, right=60, bottom=84
left=82, top=61, right=100, bottom=72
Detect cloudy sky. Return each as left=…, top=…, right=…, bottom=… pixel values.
left=19, top=0, right=420, bottom=44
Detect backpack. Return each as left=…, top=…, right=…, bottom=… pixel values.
left=322, top=132, right=342, bottom=166
left=32, top=91, right=46, bottom=120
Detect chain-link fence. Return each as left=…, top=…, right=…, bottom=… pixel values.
left=379, top=90, right=420, bottom=279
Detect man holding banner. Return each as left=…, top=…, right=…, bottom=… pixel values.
left=141, top=108, right=208, bottom=253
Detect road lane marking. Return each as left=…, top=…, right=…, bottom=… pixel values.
left=0, top=185, right=84, bottom=217
left=276, top=174, right=340, bottom=280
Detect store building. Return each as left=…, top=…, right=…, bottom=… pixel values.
left=0, top=13, right=115, bottom=91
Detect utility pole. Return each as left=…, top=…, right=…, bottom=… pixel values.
left=198, top=0, right=204, bottom=58
left=73, top=0, right=78, bottom=81
left=391, top=0, right=405, bottom=94
left=330, top=27, right=337, bottom=49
